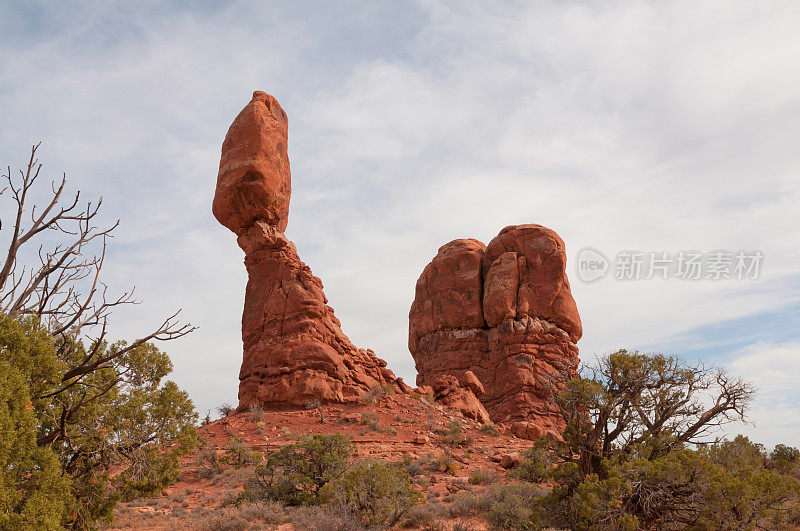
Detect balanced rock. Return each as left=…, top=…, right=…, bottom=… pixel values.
left=409, top=224, right=581, bottom=434
left=215, top=92, right=404, bottom=408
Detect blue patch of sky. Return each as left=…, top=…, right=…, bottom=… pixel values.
left=643, top=300, right=800, bottom=364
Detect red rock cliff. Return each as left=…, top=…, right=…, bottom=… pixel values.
left=214, top=92, right=407, bottom=408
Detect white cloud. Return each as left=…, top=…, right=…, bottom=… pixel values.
left=728, top=342, right=800, bottom=447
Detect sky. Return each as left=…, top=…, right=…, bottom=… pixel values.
left=1, top=0, right=799, bottom=447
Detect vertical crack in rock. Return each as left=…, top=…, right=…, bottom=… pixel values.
left=214, top=91, right=409, bottom=409
left=409, top=224, right=582, bottom=438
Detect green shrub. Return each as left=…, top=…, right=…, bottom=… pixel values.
left=513, top=443, right=553, bottom=483
left=482, top=484, right=545, bottom=530
left=196, top=445, right=223, bottom=479
left=448, top=490, right=483, bottom=516
left=0, top=314, right=198, bottom=528
left=558, top=447, right=800, bottom=530
left=397, top=452, right=425, bottom=477
left=426, top=451, right=460, bottom=475
left=321, top=459, right=421, bottom=527
left=222, top=437, right=262, bottom=468
left=243, top=433, right=354, bottom=506
left=442, top=420, right=472, bottom=447
left=402, top=501, right=448, bottom=528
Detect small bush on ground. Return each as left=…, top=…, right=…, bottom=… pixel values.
left=442, top=420, right=472, bottom=447
left=407, top=451, right=460, bottom=475
left=196, top=445, right=223, bottom=479
left=249, top=403, right=265, bottom=422
left=402, top=502, right=448, bottom=528
left=217, top=403, right=235, bottom=417
left=482, top=484, right=546, bottom=530
left=512, top=440, right=553, bottom=483
left=321, top=459, right=421, bottom=527
left=288, top=504, right=365, bottom=531
left=479, top=423, right=500, bottom=436
left=362, top=385, right=393, bottom=405
left=222, top=437, right=262, bottom=468
left=360, top=412, right=397, bottom=435
left=468, top=467, right=501, bottom=485
left=448, top=490, right=483, bottom=516
left=242, top=434, right=354, bottom=505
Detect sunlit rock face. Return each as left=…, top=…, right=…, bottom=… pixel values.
left=410, top=224, right=582, bottom=436
left=214, top=92, right=408, bottom=409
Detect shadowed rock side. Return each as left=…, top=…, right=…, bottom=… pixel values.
left=409, top=224, right=582, bottom=436
left=214, top=92, right=408, bottom=408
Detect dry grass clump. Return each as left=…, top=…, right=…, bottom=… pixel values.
left=362, top=385, right=394, bottom=405
left=217, top=403, right=235, bottom=417
left=468, top=467, right=501, bottom=485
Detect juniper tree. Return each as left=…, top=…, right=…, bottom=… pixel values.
left=0, top=145, right=197, bottom=527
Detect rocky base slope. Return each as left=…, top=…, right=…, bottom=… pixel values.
left=108, top=391, right=538, bottom=530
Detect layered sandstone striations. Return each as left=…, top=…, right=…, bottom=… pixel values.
left=215, top=92, right=406, bottom=408
left=410, top=224, right=582, bottom=435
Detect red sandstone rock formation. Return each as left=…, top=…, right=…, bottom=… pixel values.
left=213, top=91, right=291, bottom=234
left=215, top=92, right=405, bottom=408
left=431, top=373, right=491, bottom=424
left=410, top=224, right=581, bottom=435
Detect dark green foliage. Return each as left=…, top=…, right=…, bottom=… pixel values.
left=196, top=444, right=223, bottom=479
left=512, top=440, right=553, bottom=484
left=554, top=350, right=755, bottom=478
left=0, top=314, right=197, bottom=528
left=320, top=459, right=421, bottom=527
left=532, top=351, right=800, bottom=530
left=770, top=443, right=800, bottom=475
left=557, top=444, right=800, bottom=530
left=239, top=434, right=421, bottom=526
left=0, top=343, right=72, bottom=529
left=244, top=434, right=355, bottom=505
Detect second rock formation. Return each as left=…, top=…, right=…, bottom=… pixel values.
left=410, top=224, right=582, bottom=436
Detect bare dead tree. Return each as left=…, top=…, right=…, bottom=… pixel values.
left=1, top=144, right=196, bottom=448
left=545, top=349, right=755, bottom=478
